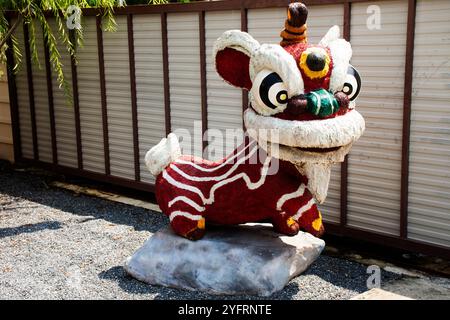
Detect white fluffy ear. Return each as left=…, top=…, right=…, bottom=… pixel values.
left=213, top=30, right=260, bottom=58
left=213, top=30, right=260, bottom=90
left=319, top=25, right=341, bottom=47
left=328, top=39, right=352, bottom=93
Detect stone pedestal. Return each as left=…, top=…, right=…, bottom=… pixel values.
left=124, top=224, right=325, bottom=296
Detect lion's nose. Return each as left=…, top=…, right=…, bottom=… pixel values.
left=286, top=94, right=307, bottom=115
left=306, top=51, right=326, bottom=71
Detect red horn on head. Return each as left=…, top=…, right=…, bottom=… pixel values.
left=280, top=2, right=308, bottom=47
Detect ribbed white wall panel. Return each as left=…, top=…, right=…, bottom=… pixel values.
left=48, top=19, right=77, bottom=168
left=307, top=4, right=344, bottom=43
left=408, top=0, right=450, bottom=247
left=248, top=4, right=344, bottom=44
left=77, top=17, right=104, bottom=174
left=205, top=10, right=243, bottom=161
left=320, top=166, right=341, bottom=224
left=248, top=6, right=344, bottom=58
left=13, top=21, right=33, bottom=159
left=167, top=13, right=203, bottom=158
left=247, top=7, right=285, bottom=44
left=31, top=23, right=52, bottom=163
left=134, top=15, right=165, bottom=183
left=347, top=1, right=408, bottom=235
left=103, top=16, right=134, bottom=179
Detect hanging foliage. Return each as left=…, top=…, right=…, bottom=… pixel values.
left=0, top=0, right=178, bottom=103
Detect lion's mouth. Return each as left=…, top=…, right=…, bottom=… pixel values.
left=293, top=146, right=342, bottom=153
left=244, top=108, right=365, bottom=149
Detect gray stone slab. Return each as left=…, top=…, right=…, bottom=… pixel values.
left=351, top=288, right=413, bottom=300
left=124, top=224, right=325, bottom=296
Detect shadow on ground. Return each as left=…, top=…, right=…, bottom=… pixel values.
left=0, top=221, right=62, bottom=238
left=0, top=166, right=166, bottom=234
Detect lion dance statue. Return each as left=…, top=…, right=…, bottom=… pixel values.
left=145, top=2, right=365, bottom=240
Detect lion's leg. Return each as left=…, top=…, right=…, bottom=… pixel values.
left=271, top=211, right=300, bottom=236
left=169, top=212, right=206, bottom=240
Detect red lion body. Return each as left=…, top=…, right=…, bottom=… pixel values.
left=155, top=137, right=323, bottom=239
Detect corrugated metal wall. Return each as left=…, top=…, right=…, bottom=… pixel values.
left=77, top=16, right=105, bottom=174
left=13, top=20, right=33, bottom=159
left=205, top=10, right=242, bottom=160
left=8, top=0, right=450, bottom=254
left=247, top=7, right=285, bottom=44
left=348, top=0, right=408, bottom=236
left=103, top=16, right=135, bottom=179
left=31, top=23, right=52, bottom=163
left=134, top=14, right=166, bottom=184
left=49, top=19, right=78, bottom=168
left=408, top=0, right=450, bottom=247
left=167, top=12, right=203, bottom=158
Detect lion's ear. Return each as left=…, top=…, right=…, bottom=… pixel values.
left=319, top=25, right=341, bottom=47
left=213, top=30, right=260, bottom=90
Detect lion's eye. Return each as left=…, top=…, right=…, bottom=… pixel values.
left=252, top=69, right=288, bottom=113
left=342, top=65, right=361, bottom=101
left=299, top=47, right=331, bottom=80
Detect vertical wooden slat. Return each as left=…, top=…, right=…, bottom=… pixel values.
left=43, top=33, right=57, bottom=165
left=97, top=16, right=110, bottom=175
left=343, top=1, right=351, bottom=41
left=70, top=31, right=83, bottom=169
left=127, top=14, right=140, bottom=181
left=161, top=12, right=171, bottom=136
left=400, top=0, right=417, bottom=239
left=5, top=17, right=21, bottom=162
left=199, top=11, right=208, bottom=153
left=23, top=22, right=38, bottom=160
left=340, top=1, right=351, bottom=230
left=240, top=6, right=248, bottom=130
left=340, top=158, right=348, bottom=228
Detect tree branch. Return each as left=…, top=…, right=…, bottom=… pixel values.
left=0, top=15, right=22, bottom=50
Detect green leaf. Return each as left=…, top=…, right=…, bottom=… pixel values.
left=0, top=0, right=122, bottom=105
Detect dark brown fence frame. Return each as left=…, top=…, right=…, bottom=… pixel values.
left=5, top=0, right=450, bottom=259
left=23, top=23, right=38, bottom=161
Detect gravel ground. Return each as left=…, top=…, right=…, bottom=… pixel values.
left=0, top=165, right=402, bottom=300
